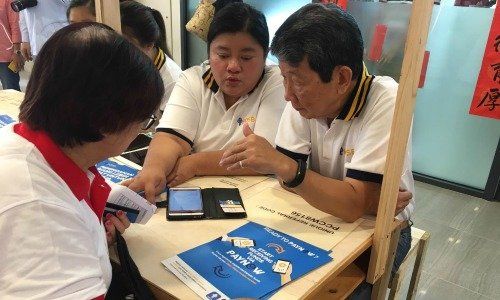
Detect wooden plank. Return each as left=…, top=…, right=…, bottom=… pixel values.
left=298, top=222, right=374, bottom=299
left=407, top=232, right=430, bottom=300
left=306, top=263, right=366, bottom=300
left=367, top=0, right=434, bottom=284
left=388, top=271, right=401, bottom=300
left=371, top=226, right=401, bottom=299
left=95, top=0, right=121, bottom=33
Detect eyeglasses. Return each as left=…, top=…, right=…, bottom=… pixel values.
left=141, top=114, right=157, bottom=130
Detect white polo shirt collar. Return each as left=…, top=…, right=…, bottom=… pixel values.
left=13, top=123, right=110, bottom=221
left=154, top=48, right=166, bottom=70
left=336, top=64, right=374, bottom=121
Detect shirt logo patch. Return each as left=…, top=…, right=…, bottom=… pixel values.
left=340, top=147, right=355, bottom=157
left=237, top=116, right=256, bottom=126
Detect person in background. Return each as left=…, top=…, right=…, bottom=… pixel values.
left=19, top=0, right=69, bottom=61
left=0, top=22, right=164, bottom=298
left=0, top=0, right=22, bottom=90
left=67, top=0, right=182, bottom=112
left=125, top=3, right=286, bottom=201
left=120, top=0, right=182, bottom=111
left=67, top=0, right=95, bottom=23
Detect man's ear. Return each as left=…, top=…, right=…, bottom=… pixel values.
left=332, top=66, right=354, bottom=95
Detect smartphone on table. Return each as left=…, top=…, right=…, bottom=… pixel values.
left=167, top=187, right=204, bottom=220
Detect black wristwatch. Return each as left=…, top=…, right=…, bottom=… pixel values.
left=283, top=159, right=307, bottom=188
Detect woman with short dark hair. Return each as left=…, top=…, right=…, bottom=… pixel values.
left=67, top=0, right=182, bottom=112
left=120, top=0, right=182, bottom=111
left=0, top=22, right=164, bottom=298
left=126, top=3, right=286, bottom=200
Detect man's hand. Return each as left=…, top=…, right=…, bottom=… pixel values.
left=165, top=156, right=197, bottom=187
left=122, top=166, right=166, bottom=204
left=104, top=210, right=131, bottom=245
left=21, top=42, right=32, bottom=61
left=395, top=188, right=412, bottom=216
left=220, top=123, right=296, bottom=181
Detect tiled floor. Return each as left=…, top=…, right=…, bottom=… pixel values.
left=397, top=181, right=500, bottom=300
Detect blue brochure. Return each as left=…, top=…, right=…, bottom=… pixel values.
left=96, top=159, right=139, bottom=183
left=0, top=114, right=15, bottom=128
left=162, top=221, right=332, bottom=299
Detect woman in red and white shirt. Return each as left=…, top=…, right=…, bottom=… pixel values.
left=0, top=22, right=164, bottom=299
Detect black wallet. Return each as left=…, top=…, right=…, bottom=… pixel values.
left=166, top=187, right=247, bottom=221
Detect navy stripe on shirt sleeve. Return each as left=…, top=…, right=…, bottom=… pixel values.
left=276, top=146, right=309, bottom=162
left=156, top=128, right=194, bottom=147
left=346, top=169, right=383, bottom=184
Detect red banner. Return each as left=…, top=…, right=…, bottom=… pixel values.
left=419, top=51, right=430, bottom=88
left=368, top=24, right=388, bottom=62
left=318, top=0, right=348, bottom=10
left=469, top=5, right=500, bottom=120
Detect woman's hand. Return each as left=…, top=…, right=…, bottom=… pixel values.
left=220, top=123, right=281, bottom=173
left=165, top=156, right=197, bottom=187
left=122, top=166, right=167, bottom=204
left=220, top=123, right=296, bottom=182
left=104, top=210, right=131, bottom=245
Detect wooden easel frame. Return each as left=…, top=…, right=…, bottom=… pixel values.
left=368, top=0, right=434, bottom=298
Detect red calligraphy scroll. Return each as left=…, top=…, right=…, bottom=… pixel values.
left=469, top=5, right=500, bottom=120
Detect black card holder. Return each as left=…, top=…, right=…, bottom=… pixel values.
left=166, top=187, right=247, bottom=221
left=201, top=188, right=247, bottom=219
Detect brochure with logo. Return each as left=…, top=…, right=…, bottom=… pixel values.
left=106, top=183, right=156, bottom=224
left=162, top=221, right=332, bottom=299
left=96, top=158, right=139, bottom=183
left=96, top=158, right=156, bottom=224
left=0, top=114, right=15, bottom=127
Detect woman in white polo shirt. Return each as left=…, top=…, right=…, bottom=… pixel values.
left=0, top=23, right=164, bottom=298
left=120, top=1, right=182, bottom=111
left=67, top=0, right=182, bottom=111
left=127, top=3, right=285, bottom=199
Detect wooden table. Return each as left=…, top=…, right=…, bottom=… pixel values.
left=113, top=177, right=377, bottom=299
left=0, top=90, right=384, bottom=299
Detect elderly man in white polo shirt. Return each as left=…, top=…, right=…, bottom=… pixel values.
left=220, top=4, right=414, bottom=298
